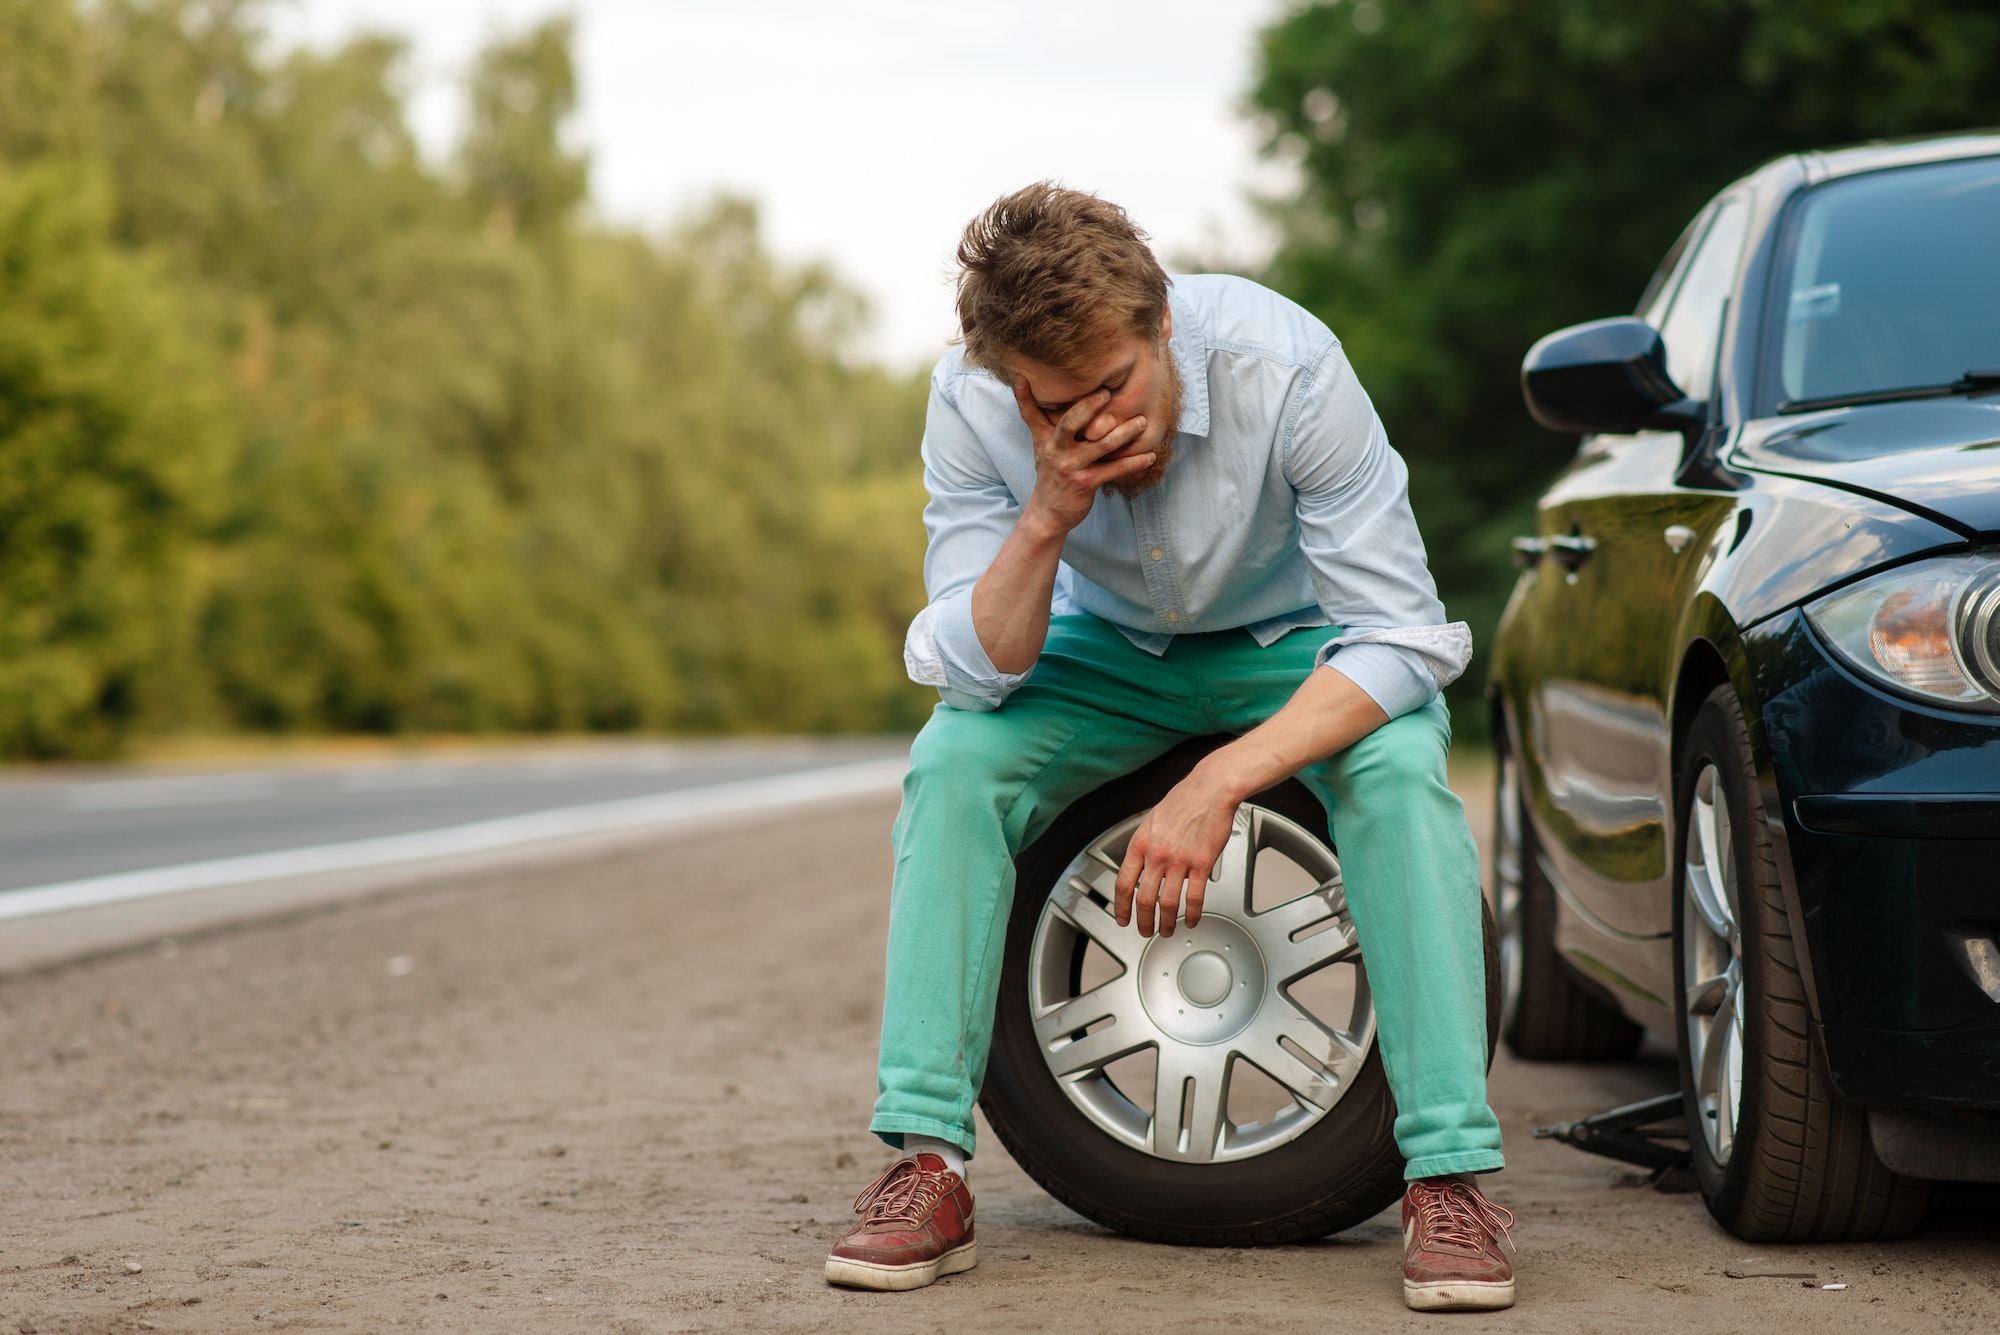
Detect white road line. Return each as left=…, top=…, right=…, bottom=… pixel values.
left=1, top=757, right=907, bottom=921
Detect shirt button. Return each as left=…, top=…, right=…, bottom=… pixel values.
left=1166, top=610, right=1181, bottom=623
left=1150, top=546, right=1164, bottom=561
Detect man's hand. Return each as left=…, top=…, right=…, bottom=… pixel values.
left=1114, top=763, right=1238, bottom=938
left=1010, top=380, right=1154, bottom=535
left=969, top=382, right=1157, bottom=674
left=1114, top=667, right=1394, bottom=937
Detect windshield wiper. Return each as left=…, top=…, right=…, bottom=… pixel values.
left=1779, top=368, right=2000, bottom=415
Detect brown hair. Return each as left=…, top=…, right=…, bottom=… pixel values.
left=954, top=183, right=1170, bottom=377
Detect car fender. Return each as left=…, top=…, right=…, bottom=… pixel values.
left=1666, top=592, right=1825, bottom=1021
left=1665, top=476, right=1961, bottom=1026
left=1699, top=462, right=1965, bottom=628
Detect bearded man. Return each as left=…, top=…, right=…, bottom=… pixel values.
left=824, top=184, right=1515, bottom=1312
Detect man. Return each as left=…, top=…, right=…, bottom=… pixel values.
left=823, top=184, right=1515, bottom=1312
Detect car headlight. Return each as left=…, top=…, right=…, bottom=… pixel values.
left=1804, top=553, right=2000, bottom=712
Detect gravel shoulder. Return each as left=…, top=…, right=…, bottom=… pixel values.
left=3, top=787, right=1996, bottom=1333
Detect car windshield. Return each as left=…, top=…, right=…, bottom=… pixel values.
left=1773, top=155, right=2000, bottom=411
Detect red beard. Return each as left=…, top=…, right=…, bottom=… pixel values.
left=1107, top=347, right=1182, bottom=499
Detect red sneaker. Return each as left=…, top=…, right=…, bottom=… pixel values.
left=824, top=1153, right=977, bottom=1291
left=1402, top=1177, right=1516, bottom=1311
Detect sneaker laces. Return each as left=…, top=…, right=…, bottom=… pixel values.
left=851, top=1156, right=953, bottom=1228
left=1413, top=1179, right=1516, bottom=1255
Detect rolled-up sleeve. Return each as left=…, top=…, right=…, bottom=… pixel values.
left=901, top=373, right=1032, bottom=712
left=1284, top=342, right=1470, bottom=721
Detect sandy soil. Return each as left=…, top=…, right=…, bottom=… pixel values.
left=3, top=788, right=1996, bottom=1333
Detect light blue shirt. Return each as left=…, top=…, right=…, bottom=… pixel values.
left=903, top=273, right=1470, bottom=717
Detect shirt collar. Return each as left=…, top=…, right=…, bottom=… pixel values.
left=1166, top=281, right=1211, bottom=438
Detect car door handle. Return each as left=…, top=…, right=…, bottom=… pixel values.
left=1547, top=534, right=1597, bottom=569
left=1511, top=536, right=1547, bottom=568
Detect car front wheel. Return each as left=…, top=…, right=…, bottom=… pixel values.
left=1674, top=685, right=1929, bottom=1241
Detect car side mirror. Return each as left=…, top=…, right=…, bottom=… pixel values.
left=1521, top=317, right=1706, bottom=438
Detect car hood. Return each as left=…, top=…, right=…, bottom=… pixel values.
left=1731, top=397, right=2000, bottom=534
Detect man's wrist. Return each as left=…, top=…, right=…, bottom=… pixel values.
left=1193, top=745, right=1266, bottom=808
left=1016, top=498, right=1074, bottom=548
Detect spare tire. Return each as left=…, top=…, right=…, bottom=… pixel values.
left=979, top=736, right=1499, bottom=1246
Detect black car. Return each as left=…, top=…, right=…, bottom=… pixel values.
left=1492, top=132, right=2000, bottom=1241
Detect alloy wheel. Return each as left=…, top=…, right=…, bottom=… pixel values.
left=1027, top=802, right=1373, bottom=1164
left=1683, top=762, right=1745, bottom=1166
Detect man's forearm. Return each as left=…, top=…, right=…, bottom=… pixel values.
left=1113, top=662, right=1394, bottom=935
left=1198, top=665, right=1391, bottom=802
left=969, top=506, right=1067, bottom=675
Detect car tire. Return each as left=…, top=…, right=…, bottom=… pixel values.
left=1493, top=724, right=1644, bottom=1062
left=979, top=736, right=1499, bottom=1247
left=1674, top=685, right=1930, bottom=1242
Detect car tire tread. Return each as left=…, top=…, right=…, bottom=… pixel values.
left=1677, top=685, right=1930, bottom=1243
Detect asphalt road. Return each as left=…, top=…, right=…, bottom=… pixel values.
left=2, top=767, right=1995, bottom=1333
left=0, top=739, right=910, bottom=893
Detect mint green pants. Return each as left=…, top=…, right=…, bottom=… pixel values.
left=870, top=615, right=1504, bottom=1181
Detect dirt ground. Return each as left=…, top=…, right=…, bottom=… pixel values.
left=3, top=784, right=1996, bottom=1333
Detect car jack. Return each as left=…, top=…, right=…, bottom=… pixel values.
left=1533, top=1092, right=1696, bottom=1190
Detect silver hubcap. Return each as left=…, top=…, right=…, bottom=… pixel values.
left=1028, top=803, right=1374, bottom=1163
left=1683, top=763, right=1745, bottom=1166
left=1139, top=915, right=1265, bottom=1046
left=1492, top=748, right=1526, bottom=1035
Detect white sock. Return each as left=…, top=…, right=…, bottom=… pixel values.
left=903, top=1134, right=966, bottom=1179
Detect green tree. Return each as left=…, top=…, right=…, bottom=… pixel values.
left=461, top=15, right=588, bottom=243
left=1249, top=0, right=2000, bottom=710
left=0, top=1, right=934, bottom=756
left=0, top=0, right=94, bottom=161
left=0, top=161, right=231, bottom=753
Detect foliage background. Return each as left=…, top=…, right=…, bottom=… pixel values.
left=0, top=0, right=933, bottom=756
left=1246, top=0, right=2000, bottom=718
left=7, top=0, right=2000, bottom=757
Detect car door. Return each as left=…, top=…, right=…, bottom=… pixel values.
left=1525, top=195, right=1750, bottom=952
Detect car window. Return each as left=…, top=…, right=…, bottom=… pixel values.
left=1653, top=197, right=1749, bottom=403
left=1636, top=208, right=1707, bottom=323
left=1773, top=156, right=2000, bottom=409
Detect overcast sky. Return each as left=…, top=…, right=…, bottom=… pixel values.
left=276, top=1, right=1293, bottom=366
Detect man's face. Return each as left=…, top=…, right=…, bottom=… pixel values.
left=1011, top=310, right=1182, bottom=498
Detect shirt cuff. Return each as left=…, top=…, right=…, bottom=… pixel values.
left=903, top=593, right=1030, bottom=713
left=1314, top=623, right=1472, bottom=720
